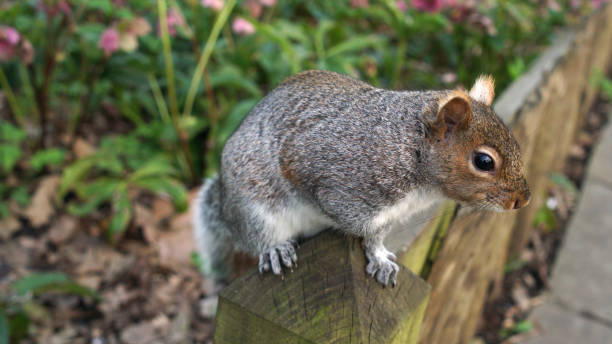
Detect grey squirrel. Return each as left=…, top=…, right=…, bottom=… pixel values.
left=193, top=70, right=530, bottom=286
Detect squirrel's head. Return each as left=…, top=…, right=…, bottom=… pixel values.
left=427, top=75, right=530, bottom=211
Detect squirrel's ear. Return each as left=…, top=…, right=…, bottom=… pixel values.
left=433, top=90, right=472, bottom=139
left=469, top=75, right=495, bottom=106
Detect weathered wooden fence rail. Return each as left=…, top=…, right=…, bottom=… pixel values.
left=213, top=5, right=612, bottom=343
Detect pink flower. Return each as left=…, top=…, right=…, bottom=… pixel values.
left=0, top=26, right=20, bottom=61
left=245, top=0, right=263, bottom=18
left=126, top=17, right=152, bottom=37
left=37, top=0, right=71, bottom=18
left=201, top=0, right=224, bottom=11
left=350, top=0, right=369, bottom=8
left=591, top=0, right=609, bottom=8
left=98, top=28, right=120, bottom=56
left=232, top=18, right=255, bottom=36
left=445, top=0, right=458, bottom=7
left=441, top=72, right=457, bottom=84
left=163, top=8, right=186, bottom=37
left=412, top=0, right=444, bottom=12
left=547, top=0, right=561, bottom=11
left=98, top=18, right=151, bottom=55
left=396, top=0, right=408, bottom=11
left=259, top=0, right=277, bottom=6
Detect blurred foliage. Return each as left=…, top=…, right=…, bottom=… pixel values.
left=592, top=68, right=612, bottom=101
left=499, top=319, right=534, bottom=339
left=0, top=272, right=99, bottom=343
left=549, top=172, right=577, bottom=194
left=0, top=0, right=601, bottom=238
left=0, top=121, right=28, bottom=219
left=533, top=204, right=558, bottom=231
left=503, top=258, right=527, bottom=274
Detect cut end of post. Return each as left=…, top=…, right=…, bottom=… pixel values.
left=213, top=231, right=431, bottom=344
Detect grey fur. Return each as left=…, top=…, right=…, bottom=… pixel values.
left=193, top=176, right=233, bottom=279
left=193, top=70, right=528, bottom=286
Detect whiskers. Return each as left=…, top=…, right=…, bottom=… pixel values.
left=387, top=196, right=506, bottom=250
left=473, top=195, right=505, bottom=212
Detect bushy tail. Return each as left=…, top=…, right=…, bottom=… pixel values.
left=193, top=176, right=233, bottom=280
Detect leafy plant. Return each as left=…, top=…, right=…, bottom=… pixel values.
left=29, top=148, right=66, bottom=172
left=549, top=172, right=577, bottom=194
left=0, top=272, right=99, bottom=343
left=533, top=204, right=558, bottom=231
left=59, top=134, right=187, bottom=238
left=591, top=68, right=612, bottom=101
left=503, top=258, right=527, bottom=274
left=499, top=319, right=534, bottom=339
left=0, top=121, right=26, bottom=173
left=0, top=121, right=29, bottom=218
left=0, top=0, right=598, bottom=236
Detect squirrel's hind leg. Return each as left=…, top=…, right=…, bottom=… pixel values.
left=245, top=200, right=333, bottom=276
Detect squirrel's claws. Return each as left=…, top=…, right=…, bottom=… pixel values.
left=365, top=246, right=400, bottom=287
left=258, top=241, right=300, bottom=276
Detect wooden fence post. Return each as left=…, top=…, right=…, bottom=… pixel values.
left=213, top=231, right=431, bottom=343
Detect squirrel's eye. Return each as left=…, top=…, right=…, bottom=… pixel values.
left=473, top=152, right=494, bottom=171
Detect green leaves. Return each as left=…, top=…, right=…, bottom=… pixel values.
left=0, top=122, right=26, bottom=143
left=29, top=148, right=66, bottom=172
left=209, top=65, right=262, bottom=98
left=0, top=308, right=8, bottom=344
left=503, top=259, right=526, bottom=274
left=0, top=122, right=26, bottom=173
left=499, top=320, right=534, bottom=339
left=325, top=35, right=383, bottom=59
left=67, top=178, right=123, bottom=216
left=0, top=272, right=100, bottom=343
left=0, top=145, right=22, bottom=173
left=131, top=176, right=187, bottom=210
left=508, top=58, right=526, bottom=80
left=533, top=204, right=557, bottom=231
left=9, top=186, right=29, bottom=208
left=61, top=136, right=187, bottom=238
left=218, top=98, right=258, bottom=144
left=591, top=68, right=612, bottom=101
left=84, top=0, right=114, bottom=15
left=108, top=185, right=131, bottom=238
left=12, top=272, right=100, bottom=300
left=549, top=172, right=577, bottom=194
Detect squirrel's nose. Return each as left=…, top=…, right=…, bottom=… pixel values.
left=512, top=189, right=531, bottom=209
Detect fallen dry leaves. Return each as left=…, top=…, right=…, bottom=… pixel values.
left=22, top=175, right=60, bottom=227
left=1, top=182, right=216, bottom=343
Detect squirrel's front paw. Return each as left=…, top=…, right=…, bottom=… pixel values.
left=258, top=241, right=298, bottom=275
left=365, top=247, right=399, bottom=287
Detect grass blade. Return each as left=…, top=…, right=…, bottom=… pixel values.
left=182, top=0, right=237, bottom=118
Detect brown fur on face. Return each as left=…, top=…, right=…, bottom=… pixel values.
left=428, top=90, right=530, bottom=211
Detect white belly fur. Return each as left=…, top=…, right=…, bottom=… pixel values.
left=252, top=188, right=441, bottom=244
left=253, top=201, right=336, bottom=243
left=370, top=187, right=442, bottom=231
